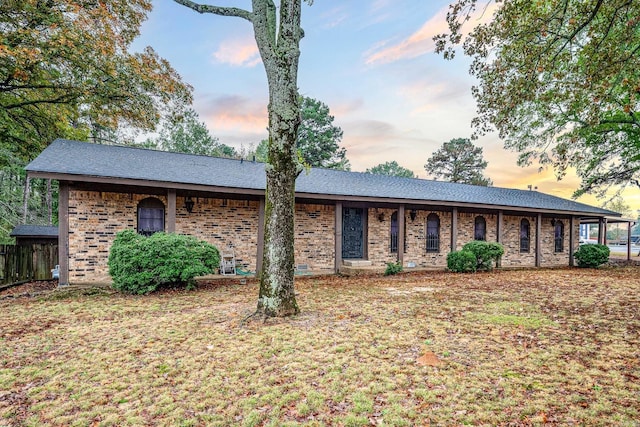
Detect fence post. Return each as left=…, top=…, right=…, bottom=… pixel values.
left=0, top=245, right=6, bottom=285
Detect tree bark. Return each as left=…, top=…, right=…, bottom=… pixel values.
left=174, top=0, right=302, bottom=316
left=254, top=0, right=302, bottom=317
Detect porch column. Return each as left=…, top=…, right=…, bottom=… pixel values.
left=569, top=216, right=575, bottom=266
left=167, top=189, right=176, bottom=233
left=398, top=205, right=405, bottom=266
left=335, top=202, right=342, bottom=273
left=451, top=208, right=458, bottom=252
left=603, top=218, right=608, bottom=245
left=497, top=211, right=503, bottom=267
left=535, top=213, right=542, bottom=267
left=58, top=181, right=69, bottom=286
left=598, top=218, right=604, bottom=244
left=256, top=198, right=265, bottom=276
left=627, top=220, right=632, bottom=261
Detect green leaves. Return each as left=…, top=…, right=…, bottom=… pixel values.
left=147, top=108, right=236, bottom=158
left=107, top=230, right=220, bottom=294
left=296, top=96, right=349, bottom=170
left=366, top=161, right=416, bottom=178
left=437, top=0, right=640, bottom=195
left=254, top=96, right=350, bottom=170
left=574, top=244, right=610, bottom=268
left=0, top=0, right=192, bottom=163
left=462, top=240, right=505, bottom=271
left=424, top=138, right=492, bottom=185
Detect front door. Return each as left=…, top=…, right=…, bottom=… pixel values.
left=342, top=207, right=364, bottom=259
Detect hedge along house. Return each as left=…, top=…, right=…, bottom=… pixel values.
left=27, top=139, right=618, bottom=286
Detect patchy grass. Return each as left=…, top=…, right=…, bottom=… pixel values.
left=1, top=267, right=639, bottom=426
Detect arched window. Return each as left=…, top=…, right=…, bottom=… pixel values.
left=474, top=216, right=486, bottom=241
left=390, top=211, right=406, bottom=253
left=426, top=213, right=440, bottom=253
left=520, top=219, right=530, bottom=253
left=137, top=197, right=165, bottom=236
left=554, top=220, right=564, bottom=252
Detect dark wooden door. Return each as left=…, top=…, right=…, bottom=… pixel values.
left=342, top=208, right=364, bottom=259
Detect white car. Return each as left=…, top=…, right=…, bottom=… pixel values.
left=579, top=239, right=598, bottom=245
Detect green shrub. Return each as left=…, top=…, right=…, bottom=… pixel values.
left=462, top=241, right=505, bottom=270
left=384, top=261, right=403, bottom=276
left=447, top=250, right=477, bottom=273
left=108, top=229, right=220, bottom=294
left=574, top=244, right=610, bottom=268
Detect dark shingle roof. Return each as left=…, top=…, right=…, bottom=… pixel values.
left=10, top=225, right=58, bottom=238
left=26, top=139, right=617, bottom=217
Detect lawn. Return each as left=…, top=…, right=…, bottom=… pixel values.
left=1, top=267, right=639, bottom=426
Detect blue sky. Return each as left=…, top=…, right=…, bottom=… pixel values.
left=134, top=0, right=640, bottom=213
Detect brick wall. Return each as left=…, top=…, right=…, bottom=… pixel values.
left=367, top=209, right=452, bottom=268
left=501, top=215, right=537, bottom=267
left=66, top=189, right=579, bottom=284
left=363, top=209, right=578, bottom=269
left=367, top=208, right=398, bottom=266
left=175, top=197, right=259, bottom=272
left=66, top=190, right=336, bottom=284
left=294, top=204, right=335, bottom=272
left=68, top=190, right=151, bottom=283
left=539, top=218, right=576, bottom=266
left=456, top=212, right=498, bottom=250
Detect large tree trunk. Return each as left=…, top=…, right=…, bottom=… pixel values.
left=256, top=75, right=300, bottom=316
left=173, top=0, right=303, bottom=316
left=254, top=0, right=302, bottom=317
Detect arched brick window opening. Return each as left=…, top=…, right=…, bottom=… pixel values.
left=474, top=216, right=486, bottom=241
left=520, top=219, right=531, bottom=253
left=554, top=220, right=564, bottom=252
left=426, top=213, right=440, bottom=253
left=137, top=197, right=165, bottom=236
left=390, top=211, right=406, bottom=253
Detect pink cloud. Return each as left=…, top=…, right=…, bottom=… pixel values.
left=212, top=37, right=261, bottom=67
left=365, top=2, right=497, bottom=65
left=197, top=95, right=267, bottom=134
left=320, top=6, right=349, bottom=29
left=329, top=98, right=364, bottom=117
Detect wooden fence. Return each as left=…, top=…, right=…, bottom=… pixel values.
left=0, top=243, right=58, bottom=286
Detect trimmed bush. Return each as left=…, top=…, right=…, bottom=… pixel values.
left=462, top=241, right=505, bottom=271
left=108, top=229, right=220, bottom=294
left=447, top=250, right=477, bottom=273
left=384, top=261, right=403, bottom=276
left=574, top=244, right=610, bottom=268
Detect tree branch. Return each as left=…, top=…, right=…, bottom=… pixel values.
left=3, top=93, right=78, bottom=110
left=172, top=0, right=253, bottom=22
left=551, top=0, right=604, bottom=63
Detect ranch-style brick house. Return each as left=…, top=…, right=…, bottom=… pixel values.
left=27, top=139, right=618, bottom=286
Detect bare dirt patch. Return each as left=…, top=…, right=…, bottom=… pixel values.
left=1, top=267, right=639, bottom=426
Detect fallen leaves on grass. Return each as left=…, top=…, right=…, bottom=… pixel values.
left=0, top=267, right=639, bottom=425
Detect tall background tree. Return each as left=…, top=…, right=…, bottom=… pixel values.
left=366, top=161, right=415, bottom=178
left=297, top=96, right=348, bottom=170
left=424, top=138, right=492, bottom=186
left=0, top=0, right=192, bottom=243
left=435, top=0, right=640, bottom=197
left=145, top=108, right=236, bottom=157
left=254, top=96, right=349, bottom=170
left=175, top=0, right=307, bottom=317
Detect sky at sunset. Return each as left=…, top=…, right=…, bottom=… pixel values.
left=134, top=0, right=640, bottom=215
